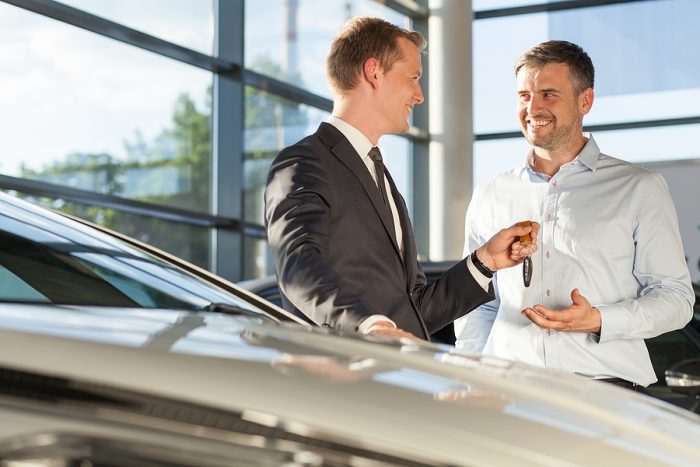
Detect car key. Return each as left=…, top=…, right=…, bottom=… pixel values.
left=518, top=221, right=533, bottom=287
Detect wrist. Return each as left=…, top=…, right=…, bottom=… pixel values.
left=471, top=250, right=494, bottom=278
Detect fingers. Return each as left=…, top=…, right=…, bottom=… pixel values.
left=510, top=220, right=539, bottom=255
left=510, top=220, right=538, bottom=238
left=522, top=307, right=560, bottom=330
left=366, top=325, right=422, bottom=341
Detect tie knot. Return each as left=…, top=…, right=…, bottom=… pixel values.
left=368, top=147, right=383, bottom=163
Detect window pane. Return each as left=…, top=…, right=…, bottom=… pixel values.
left=56, top=0, right=214, bottom=54
left=474, top=0, right=700, bottom=134
left=243, top=236, right=274, bottom=280
left=0, top=5, right=213, bottom=213
left=11, top=193, right=211, bottom=270
left=245, top=0, right=409, bottom=98
left=243, top=88, right=330, bottom=226
left=473, top=138, right=529, bottom=186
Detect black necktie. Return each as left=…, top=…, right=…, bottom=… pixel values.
left=368, top=147, right=397, bottom=245
left=368, top=147, right=390, bottom=206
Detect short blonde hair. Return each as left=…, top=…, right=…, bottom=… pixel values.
left=326, top=17, right=425, bottom=94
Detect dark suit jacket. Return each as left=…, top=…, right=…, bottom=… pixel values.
left=265, top=123, right=493, bottom=339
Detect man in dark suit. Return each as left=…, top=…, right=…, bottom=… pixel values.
left=265, top=17, right=538, bottom=340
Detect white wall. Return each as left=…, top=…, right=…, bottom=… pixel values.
left=642, top=159, right=700, bottom=284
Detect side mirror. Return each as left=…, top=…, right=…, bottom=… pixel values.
left=665, top=358, right=700, bottom=397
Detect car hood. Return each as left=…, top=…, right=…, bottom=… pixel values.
left=0, top=303, right=699, bottom=466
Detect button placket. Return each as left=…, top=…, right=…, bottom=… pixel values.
left=541, top=182, right=559, bottom=367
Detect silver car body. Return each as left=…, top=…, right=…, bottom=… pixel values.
left=1, top=303, right=699, bottom=466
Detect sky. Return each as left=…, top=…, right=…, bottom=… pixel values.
left=0, top=1, right=212, bottom=175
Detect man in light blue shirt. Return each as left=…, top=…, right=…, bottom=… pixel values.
left=454, top=40, right=694, bottom=388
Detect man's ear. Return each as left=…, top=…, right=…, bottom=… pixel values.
left=363, top=58, right=380, bottom=89
left=579, top=87, right=594, bottom=116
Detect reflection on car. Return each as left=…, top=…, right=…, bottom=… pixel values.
left=240, top=271, right=700, bottom=414
left=2, top=191, right=700, bottom=466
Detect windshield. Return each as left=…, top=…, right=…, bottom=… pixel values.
left=0, top=193, right=266, bottom=316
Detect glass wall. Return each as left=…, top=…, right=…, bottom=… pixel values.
left=245, top=0, right=408, bottom=98
left=0, top=0, right=423, bottom=281
left=474, top=0, right=700, bottom=137
left=0, top=2, right=213, bottom=268
left=472, top=0, right=700, bottom=281
left=242, top=1, right=418, bottom=277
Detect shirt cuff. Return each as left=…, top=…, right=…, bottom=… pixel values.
left=466, top=254, right=492, bottom=292
left=596, top=304, right=624, bottom=343
left=358, top=315, right=397, bottom=334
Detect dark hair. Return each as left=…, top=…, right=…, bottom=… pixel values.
left=326, top=16, right=425, bottom=94
left=515, top=40, right=594, bottom=94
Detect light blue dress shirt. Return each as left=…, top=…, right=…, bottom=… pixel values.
left=455, top=134, right=694, bottom=386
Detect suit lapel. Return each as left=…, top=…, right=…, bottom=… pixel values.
left=316, top=124, right=402, bottom=259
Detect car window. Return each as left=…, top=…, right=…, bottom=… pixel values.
left=0, top=266, right=49, bottom=303
left=0, top=201, right=268, bottom=316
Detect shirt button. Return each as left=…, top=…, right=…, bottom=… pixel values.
left=546, top=214, right=552, bottom=221
left=547, top=329, right=552, bottom=336
left=546, top=289, right=551, bottom=297
left=552, top=181, right=558, bottom=187
left=545, top=250, right=550, bottom=258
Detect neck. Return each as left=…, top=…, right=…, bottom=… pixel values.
left=332, top=96, right=382, bottom=145
left=533, top=135, right=587, bottom=177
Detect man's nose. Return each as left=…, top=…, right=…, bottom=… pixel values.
left=527, top=95, right=542, bottom=114
left=414, top=84, right=424, bottom=105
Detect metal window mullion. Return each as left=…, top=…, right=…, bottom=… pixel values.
left=474, top=0, right=649, bottom=20
left=212, top=0, right=245, bottom=281
left=476, top=115, right=700, bottom=141
left=411, top=5, right=430, bottom=258
left=380, top=0, right=430, bottom=18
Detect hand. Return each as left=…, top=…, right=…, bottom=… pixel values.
left=364, top=320, right=424, bottom=341
left=476, top=221, right=539, bottom=271
left=521, top=288, right=602, bottom=333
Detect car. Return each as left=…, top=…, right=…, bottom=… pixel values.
left=240, top=270, right=700, bottom=413
left=2, top=190, right=700, bottom=466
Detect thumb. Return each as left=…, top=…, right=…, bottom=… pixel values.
left=571, top=288, right=588, bottom=306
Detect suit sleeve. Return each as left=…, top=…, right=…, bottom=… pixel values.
left=265, top=146, right=377, bottom=332
left=411, top=258, right=494, bottom=335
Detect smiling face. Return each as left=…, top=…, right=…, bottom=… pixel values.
left=516, top=62, right=593, bottom=155
left=375, top=37, right=424, bottom=135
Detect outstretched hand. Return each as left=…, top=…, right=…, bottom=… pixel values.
left=364, top=320, right=424, bottom=341
left=521, top=288, right=602, bottom=333
left=476, top=221, right=539, bottom=271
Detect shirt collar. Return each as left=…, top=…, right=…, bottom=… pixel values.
left=521, top=132, right=601, bottom=177
left=327, top=115, right=373, bottom=159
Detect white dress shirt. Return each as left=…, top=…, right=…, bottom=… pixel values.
left=455, top=134, right=694, bottom=386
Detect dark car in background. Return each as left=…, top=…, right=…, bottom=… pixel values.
left=240, top=269, right=700, bottom=413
